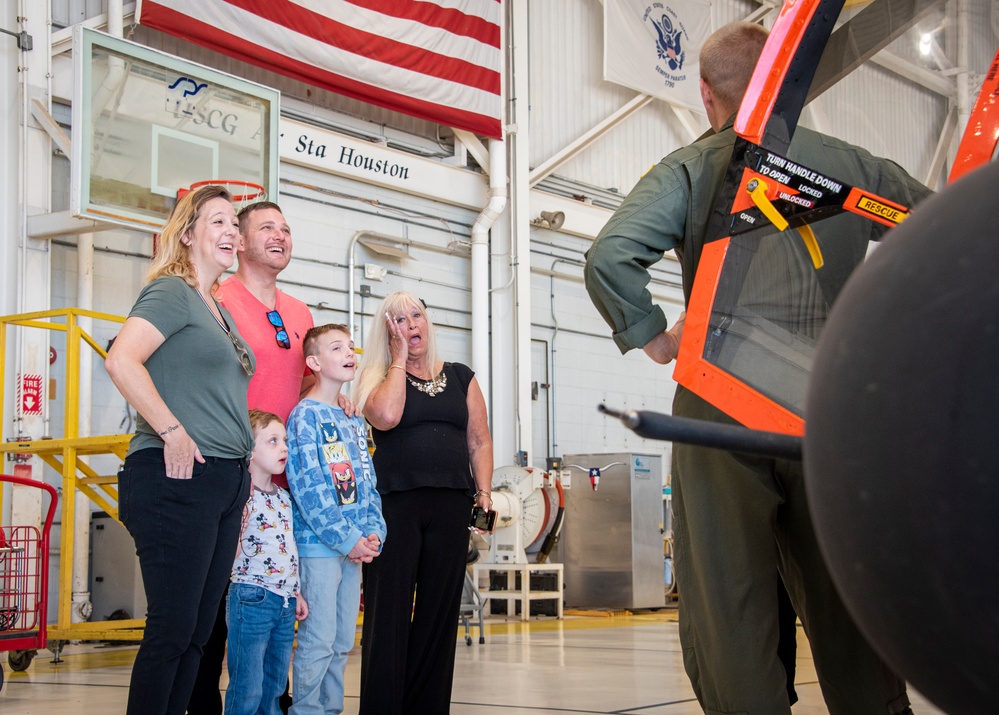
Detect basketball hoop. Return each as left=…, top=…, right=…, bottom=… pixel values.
left=177, top=180, right=267, bottom=211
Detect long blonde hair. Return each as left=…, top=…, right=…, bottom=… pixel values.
left=352, top=291, right=440, bottom=411
left=146, top=185, right=232, bottom=288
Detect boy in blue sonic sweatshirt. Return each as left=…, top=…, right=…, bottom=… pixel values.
left=286, top=323, right=386, bottom=715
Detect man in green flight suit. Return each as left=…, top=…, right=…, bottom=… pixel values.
left=585, top=21, right=932, bottom=715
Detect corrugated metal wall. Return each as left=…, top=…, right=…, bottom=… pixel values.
left=44, top=0, right=999, bottom=468
left=53, top=0, right=999, bottom=201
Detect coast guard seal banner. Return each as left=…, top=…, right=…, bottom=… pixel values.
left=603, top=0, right=712, bottom=114
left=136, top=0, right=503, bottom=139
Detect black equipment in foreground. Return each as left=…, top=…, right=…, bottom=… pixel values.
left=597, top=404, right=802, bottom=461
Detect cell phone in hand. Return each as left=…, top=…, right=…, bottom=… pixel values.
left=469, top=505, right=497, bottom=532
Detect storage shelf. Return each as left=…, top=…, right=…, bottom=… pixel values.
left=472, top=562, right=563, bottom=621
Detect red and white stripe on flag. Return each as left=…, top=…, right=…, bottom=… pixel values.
left=136, top=0, right=503, bottom=138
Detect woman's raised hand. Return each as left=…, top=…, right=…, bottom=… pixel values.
left=385, top=311, right=408, bottom=365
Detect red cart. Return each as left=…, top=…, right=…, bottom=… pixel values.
left=0, top=474, right=58, bottom=692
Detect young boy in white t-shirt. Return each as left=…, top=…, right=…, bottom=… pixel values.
left=225, top=409, right=309, bottom=715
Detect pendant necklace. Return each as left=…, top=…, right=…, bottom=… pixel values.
left=407, top=366, right=447, bottom=397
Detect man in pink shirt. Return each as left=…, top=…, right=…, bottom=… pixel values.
left=216, top=201, right=315, bottom=431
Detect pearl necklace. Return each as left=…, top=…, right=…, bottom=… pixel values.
left=407, top=367, right=447, bottom=397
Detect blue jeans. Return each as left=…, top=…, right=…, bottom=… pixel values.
left=119, top=449, right=249, bottom=715
left=224, top=583, right=297, bottom=715
left=290, top=556, right=361, bottom=715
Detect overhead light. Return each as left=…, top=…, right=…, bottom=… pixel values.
left=918, top=32, right=933, bottom=56
left=357, top=234, right=414, bottom=260
left=532, top=210, right=565, bottom=230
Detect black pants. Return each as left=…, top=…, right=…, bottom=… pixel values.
left=672, top=387, right=910, bottom=714
left=120, top=449, right=249, bottom=715
left=186, top=584, right=229, bottom=715
left=359, top=488, right=472, bottom=715
left=777, top=576, right=798, bottom=706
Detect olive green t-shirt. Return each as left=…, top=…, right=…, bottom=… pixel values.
left=125, top=276, right=255, bottom=458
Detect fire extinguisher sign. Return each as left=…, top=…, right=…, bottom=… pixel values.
left=17, top=373, right=44, bottom=416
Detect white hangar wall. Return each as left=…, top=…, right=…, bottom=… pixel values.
left=7, top=0, right=993, bottom=625
left=26, top=0, right=999, bottom=478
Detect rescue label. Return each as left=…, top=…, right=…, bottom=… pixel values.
left=856, top=195, right=906, bottom=224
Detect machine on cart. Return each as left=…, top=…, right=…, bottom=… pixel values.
left=470, top=466, right=566, bottom=620
left=0, top=474, right=59, bottom=691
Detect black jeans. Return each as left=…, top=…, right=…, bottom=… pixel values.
left=119, top=448, right=249, bottom=715
left=186, top=583, right=229, bottom=715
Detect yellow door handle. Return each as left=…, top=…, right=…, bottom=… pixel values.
left=746, top=178, right=824, bottom=269
left=795, top=224, right=824, bottom=269
left=747, top=178, right=789, bottom=231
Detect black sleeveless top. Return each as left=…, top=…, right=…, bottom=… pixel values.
left=370, top=362, right=476, bottom=495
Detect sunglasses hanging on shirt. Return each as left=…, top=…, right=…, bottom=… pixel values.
left=267, top=310, right=291, bottom=349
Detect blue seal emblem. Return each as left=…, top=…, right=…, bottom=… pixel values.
left=650, top=12, right=685, bottom=70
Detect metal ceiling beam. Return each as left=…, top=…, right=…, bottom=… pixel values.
left=29, top=99, right=71, bottom=157
left=924, top=105, right=959, bottom=186
left=807, top=0, right=946, bottom=102
left=529, top=94, right=653, bottom=187
left=868, top=50, right=956, bottom=98
left=27, top=211, right=117, bottom=239
left=452, top=128, right=490, bottom=174
left=669, top=104, right=704, bottom=144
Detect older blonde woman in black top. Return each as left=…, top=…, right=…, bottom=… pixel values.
left=353, top=291, right=493, bottom=715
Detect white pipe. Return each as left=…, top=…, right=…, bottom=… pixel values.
left=69, top=0, right=122, bottom=625
left=73, top=233, right=94, bottom=623
left=347, top=230, right=411, bottom=342
left=347, top=231, right=363, bottom=338
left=108, top=0, right=124, bottom=38
left=956, top=0, right=970, bottom=142
left=511, top=0, right=533, bottom=464
left=470, top=140, right=508, bottom=405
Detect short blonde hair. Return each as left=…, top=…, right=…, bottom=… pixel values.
left=352, top=292, right=439, bottom=411
left=146, top=185, right=232, bottom=288
left=699, top=22, right=769, bottom=115
left=303, top=323, right=351, bottom=358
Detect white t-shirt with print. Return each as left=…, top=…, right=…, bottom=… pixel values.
left=231, top=485, right=300, bottom=599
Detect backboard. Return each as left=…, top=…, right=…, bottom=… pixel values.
left=71, top=27, right=279, bottom=232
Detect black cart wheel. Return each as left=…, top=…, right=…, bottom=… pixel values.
left=8, top=649, right=36, bottom=672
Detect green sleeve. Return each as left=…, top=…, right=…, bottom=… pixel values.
left=874, top=159, right=934, bottom=218
left=584, top=162, right=689, bottom=354
left=128, top=277, right=192, bottom=340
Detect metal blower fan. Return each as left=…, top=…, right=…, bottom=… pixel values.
left=485, top=466, right=563, bottom=565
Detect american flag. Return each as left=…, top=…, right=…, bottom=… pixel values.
left=136, top=0, right=503, bottom=138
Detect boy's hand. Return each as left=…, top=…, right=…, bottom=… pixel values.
left=348, top=536, right=381, bottom=563
left=296, top=593, right=309, bottom=620
left=366, top=533, right=382, bottom=551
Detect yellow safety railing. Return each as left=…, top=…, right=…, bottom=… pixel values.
left=0, top=308, right=144, bottom=643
